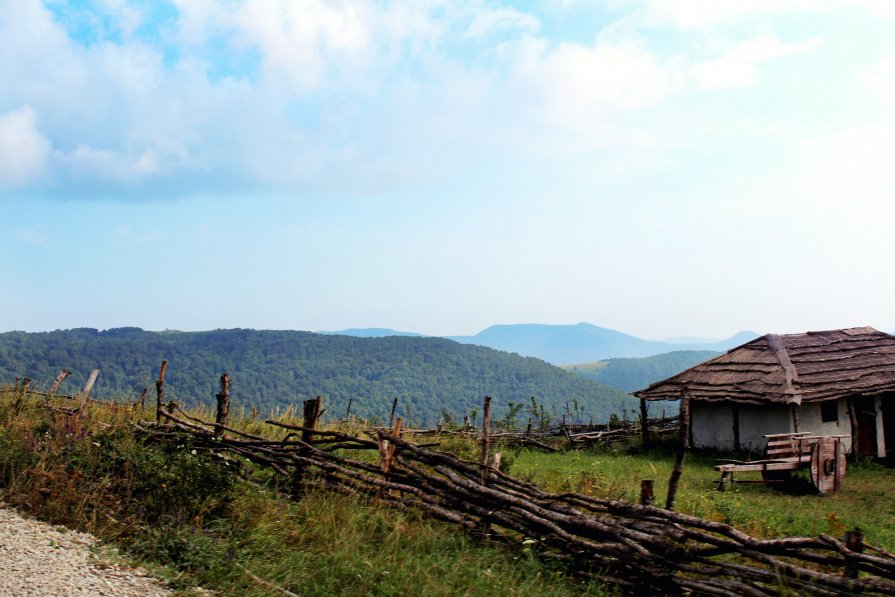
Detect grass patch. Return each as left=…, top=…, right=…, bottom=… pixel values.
left=0, top=393, right=615, bottom=596
left=510, top=445, right=895, bottom=550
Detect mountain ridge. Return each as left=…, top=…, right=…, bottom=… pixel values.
left=320, top=323, right=757, bottom=365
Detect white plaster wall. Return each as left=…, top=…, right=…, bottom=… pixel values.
left=691, top=402, right=793, bottom=452
left=797, top=399, right=853, bottom=453
left=738, top=405, right=793, bottom=453
left=691, top=403, right=734, bottom=450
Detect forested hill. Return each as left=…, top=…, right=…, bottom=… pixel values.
left=564, top=350, right=721, bottom=393
left=0, top=328, right=637, bottom=425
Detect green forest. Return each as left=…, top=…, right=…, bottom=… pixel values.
left=564, top=350, right=719, bottom=392
left=0, top=328, right=637, bottom=426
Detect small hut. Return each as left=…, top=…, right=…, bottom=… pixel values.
left=634, top=327, right=895, bottom=457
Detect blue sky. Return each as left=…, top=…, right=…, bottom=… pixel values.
left=2, top=0, right=895, bottom=339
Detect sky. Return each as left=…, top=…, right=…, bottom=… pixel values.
left=1, top=0, right=895, bottom=340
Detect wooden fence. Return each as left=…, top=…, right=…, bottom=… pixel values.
left=4, top=373, right=895, bottom=594
left=141, top=394, right=895, bottom=596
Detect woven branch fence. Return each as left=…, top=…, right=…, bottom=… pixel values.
left=4, top=373, right=895, bottom=594
left=138, top=397, right=895, bottom=597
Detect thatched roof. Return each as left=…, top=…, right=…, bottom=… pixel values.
left=634, top=327, right=895, bottom=405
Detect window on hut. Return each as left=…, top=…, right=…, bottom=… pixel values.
left=821, top=400, right=838, bottom=423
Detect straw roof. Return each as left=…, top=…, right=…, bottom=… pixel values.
left=634, top=327, right=895, bottom=405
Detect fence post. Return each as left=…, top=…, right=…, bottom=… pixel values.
left=389, top=397, right=399, bottom=427
left=49, top=369, right=72, bottom=396
left=665, top=392, right=691, bottom=511
left=640, top=397, right=650, bottom=449
left=292, top=397, right=322, bottom=497
left=155, top=361, right=167, bottom=424
left=378, top=417, right=403, bottom=499
left=640, top=479, right=655, bottom=506
left=480, top=396, right=492, bottom=485
left=215, top=373, right=231, bottom=438
left=844, top=528, right=864, bottom=579
left=77, top=369, right=99, bottom=414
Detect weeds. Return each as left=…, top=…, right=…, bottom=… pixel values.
left=0, top=390, right=614, bottom=596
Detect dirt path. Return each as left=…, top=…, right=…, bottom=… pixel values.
left=0, top=504, right=171, bottom=596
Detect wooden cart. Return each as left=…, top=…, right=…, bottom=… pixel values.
left=715, top=432, right=847, bottom=493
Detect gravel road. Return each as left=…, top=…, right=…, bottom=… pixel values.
left=0, top=504, right=172, bottom=596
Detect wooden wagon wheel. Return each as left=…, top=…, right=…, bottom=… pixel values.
left=810, top=437, right=846, bottom=493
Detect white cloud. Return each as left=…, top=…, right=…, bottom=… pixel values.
left=643, top=0, right=820, bottom=29
left=862, top=52, right=895, bottom=104
left=505, top=35, right=674, bottom=129
left=465, top=6, right=540, bottom=38
left=795, top=123, right=895, bottom=217
left=641, top=0, right=895, bottom=29
left=232, top=0, right=374, bottom=91
left=690, top=34, right=820, bottom=90
left=0, top=106, right=52, bottom=188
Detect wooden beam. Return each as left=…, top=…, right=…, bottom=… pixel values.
left=640, top=398, right=650, bottom=449
left=732, top=405, right=741, bottom=452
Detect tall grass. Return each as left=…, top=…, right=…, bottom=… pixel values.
left=0, top=391, right=614, bottom=596
left=510, top=443, right=895, bottom=550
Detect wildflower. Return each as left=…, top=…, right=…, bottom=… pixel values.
left=522, top=538, right=536, bottom=545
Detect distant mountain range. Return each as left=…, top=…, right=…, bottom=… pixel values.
left=322, top=323, right=758, bottom=365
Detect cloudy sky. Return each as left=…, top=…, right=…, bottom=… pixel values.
left=1, top=0, right=894, bottom=339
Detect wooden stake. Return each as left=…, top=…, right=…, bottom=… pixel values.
left=640, top=479, right=655, bottom=506
left=136, top=388, right=148, bottom=410
left=640, top=398, right=650, bottom=449
left=480, top=395, right=492, bottom=485
left=377, top=417, right=403, bottom=499
left=155, top=361, right=167, bottom=424
left=389, top=397, right=398, bottom=427
left=844, top=528, right=864, bottom=579
left=77, top=369, right=99, bottom=412
left=292, top=397, right=322, bottom=497
left=345, top=397, right=353, bottom=421
left=665, top=392, right=691, bottom=511
left=732, top=405, right=741, bottom=452
left=215, top=373, right=231, bottom=438
left=49, top=369, right=72, bottom=396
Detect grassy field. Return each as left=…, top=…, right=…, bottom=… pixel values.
left=0, top=393, right=615, bottom=596
left=2, top=390, right=894, bottom=595
left=510, top=443, right=895, bottom=551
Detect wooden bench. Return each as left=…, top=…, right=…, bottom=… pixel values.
left=716, top=432, right=847, bottom=493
